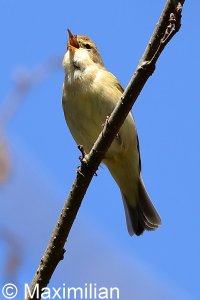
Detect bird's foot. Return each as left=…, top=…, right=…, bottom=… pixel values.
left=77, top=145, right=97, bottom=176
left=78, top=145, right=86, bottom=162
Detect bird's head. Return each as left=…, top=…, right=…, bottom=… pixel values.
left=63, top=29, right=103, bottom=74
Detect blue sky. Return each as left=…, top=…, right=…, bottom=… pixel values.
left=0, top=1, right=199, bottom=299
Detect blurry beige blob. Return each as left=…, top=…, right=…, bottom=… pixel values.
left=0, top=133, right=10, bottom=183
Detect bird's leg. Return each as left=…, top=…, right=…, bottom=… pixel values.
left=76, top=145, right=86, bottom=177
left=77, top=144, right=86, bottom=162
left=77, top=145, right=97, bottom=176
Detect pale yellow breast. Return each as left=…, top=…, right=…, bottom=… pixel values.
left=63, top=66, right=137, bottom=157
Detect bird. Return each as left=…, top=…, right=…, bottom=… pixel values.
left=62, top=29, right=161, bottom=236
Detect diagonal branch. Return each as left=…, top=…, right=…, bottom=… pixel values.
left=25, top=1, right=185, bottom=299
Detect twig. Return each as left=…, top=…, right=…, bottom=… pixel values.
left=25, top=1, right=185, bottom=299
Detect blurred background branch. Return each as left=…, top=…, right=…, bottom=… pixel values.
left=0, top=57, right=62, bottom=286
left=0, top=57, right=61, bottom=129
left=0, top=228, right=23, bottom=284
left=0, top=57, right=61, bottom=184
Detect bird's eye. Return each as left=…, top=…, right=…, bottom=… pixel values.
left=85, top=43, right=92, bottom=49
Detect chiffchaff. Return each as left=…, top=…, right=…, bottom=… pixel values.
left=62, top=29, right=161, bottom=236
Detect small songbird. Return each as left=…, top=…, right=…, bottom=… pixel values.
left=62, top=29, right=161, bottom=236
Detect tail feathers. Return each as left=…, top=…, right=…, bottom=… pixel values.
left=122, top=177, right=161, bottom=236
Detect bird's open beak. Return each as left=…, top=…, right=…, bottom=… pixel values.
left=67, top=29, right=79, bottom=51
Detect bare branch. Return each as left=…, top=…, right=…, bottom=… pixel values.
left=25, top=1, right=185, bottom=299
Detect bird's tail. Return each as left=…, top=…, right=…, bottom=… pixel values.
left=121, top=176, right=161, bottom=236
